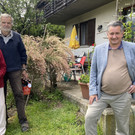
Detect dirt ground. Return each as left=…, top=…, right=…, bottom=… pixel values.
left=57, top=80, right=79, bottom=91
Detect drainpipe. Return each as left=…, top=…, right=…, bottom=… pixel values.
left=115, top=0, right=119, bottom=20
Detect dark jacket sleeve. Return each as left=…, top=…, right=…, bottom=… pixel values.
left=0, top=50, right=6, bottom=78
left=18, top=34, right=27, bottom=65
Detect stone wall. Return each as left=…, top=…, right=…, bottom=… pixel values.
left=99, top=105, right=135, bottom=135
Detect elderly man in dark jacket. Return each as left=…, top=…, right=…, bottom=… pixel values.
left=0, top=13, right=29, bottom=132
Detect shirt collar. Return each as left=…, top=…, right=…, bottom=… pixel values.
left=0, top=30, right=13, bottom=38
left=108, top=42, right=123, bottom=50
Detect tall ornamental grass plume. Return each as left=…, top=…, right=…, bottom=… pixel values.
left=22, top=35, right=74, bottom=93
left=43, top=35, right=74, bottom=75
left=22, top=35, right=46, bottom=76
left=43, top=35, right=74, bottom=90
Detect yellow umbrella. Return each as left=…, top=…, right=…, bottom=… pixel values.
left=69, top=25, right=80, bottom=49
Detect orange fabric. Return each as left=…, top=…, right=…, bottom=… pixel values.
left=80, top=56, right=86, bottom=65
left=75, top=56, right=86, bottom=65
left=74, top=56, right=86, bottom=67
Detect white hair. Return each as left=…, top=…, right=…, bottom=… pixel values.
left=0, top=13, right=14, bottom=25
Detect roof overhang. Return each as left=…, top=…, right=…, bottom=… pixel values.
left=45, top=0, right=115, bottom=25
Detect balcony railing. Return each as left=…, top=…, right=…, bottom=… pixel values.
left=44, top=0, right=76, bottom=18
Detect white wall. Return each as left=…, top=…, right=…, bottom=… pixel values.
left=94, top=2, right=116, bottom=44
left=65, top=1, right=116, bottom=46
left=65, top=0, right=133, bottom=56
left=65, top=1, right=116, bottom=56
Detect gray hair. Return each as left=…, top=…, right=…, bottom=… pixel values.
left=107, top=21, right=124, bottom=32
left=0, top=13, right=14, bottom=25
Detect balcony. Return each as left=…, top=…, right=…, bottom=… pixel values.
left=38, top=0, right=114, bottom=25
left=44, top=0, right=76, bottom=18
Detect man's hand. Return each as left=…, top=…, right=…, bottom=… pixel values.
left=22, top=64, right=28, bottom=80
left=89, top=94, right=98, bottom=104
left=129, top=85, right=135, bottom=94
left=22, top=70, right=28, bottom=80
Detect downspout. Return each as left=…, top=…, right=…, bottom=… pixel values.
left=115, top=0, right=119, bottom=20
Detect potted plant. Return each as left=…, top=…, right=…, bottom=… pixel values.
left=78, top=74, right=90, bottom=99
left=78, top=44, right=95, bottom=100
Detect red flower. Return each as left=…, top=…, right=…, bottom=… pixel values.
left=92, top=43, right=95, bottom=46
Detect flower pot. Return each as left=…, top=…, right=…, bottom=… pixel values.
left=79, top=83, right=89, bottom=99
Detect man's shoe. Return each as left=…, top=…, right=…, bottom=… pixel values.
left=21, top=122, right=29, bottom=132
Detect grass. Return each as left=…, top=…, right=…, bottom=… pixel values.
left=5, top=89, right=103, bottom=135
left=5, top=99, right=85, bottom=135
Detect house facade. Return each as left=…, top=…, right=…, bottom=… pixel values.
left=37, top=0, right=135, bottom=56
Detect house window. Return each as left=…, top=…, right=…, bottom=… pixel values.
left=80, top=22, right=88, bottom=45
left=80, top=18, right=95, bottom=46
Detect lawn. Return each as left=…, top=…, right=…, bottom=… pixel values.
left=6, top=99, right=85, bottom=135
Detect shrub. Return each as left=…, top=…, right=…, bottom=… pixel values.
left=22, top=35, right=74, bottom=97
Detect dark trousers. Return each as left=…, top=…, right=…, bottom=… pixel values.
left=4, top=70, right=27, bottom=124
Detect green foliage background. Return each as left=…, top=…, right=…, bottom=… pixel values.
left=0, top=0, right=65, bottom=38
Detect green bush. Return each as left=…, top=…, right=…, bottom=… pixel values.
left=78, top=74, right=90, bottom=83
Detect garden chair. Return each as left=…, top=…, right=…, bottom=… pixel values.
left=74, top=56, right=86, bottom=74
left=70, top=56, right=86, bottom=80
